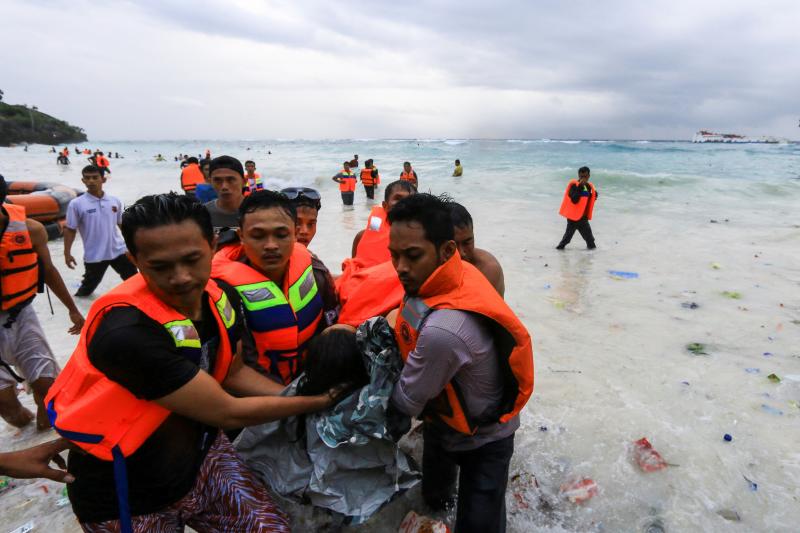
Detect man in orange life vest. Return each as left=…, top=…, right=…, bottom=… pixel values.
left=243, top=160, right=264, bottom=195
left=399, top=161, right=418, bottom=187
left=448, top=202, right=505, bottom=296
left=0, top=175, right=84, bottom=431
left=179, top=157, right=205, bottom=199
left=387, top=193, right=533, bottom=533
left=93, top=152, right=111, bottom=177
left=350, top=179, right=416, bottom=264
left=212, top=191, right=330, bottom=385
left=556, top=166, right=598, bottom=250
left=45, top=193, right=340, bottom=532
left=359, top=158, right=380, bottom=200
left=331, top=161, right=357, bottom=206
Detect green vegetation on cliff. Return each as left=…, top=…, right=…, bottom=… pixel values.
left=0, top=91, right=87, bottom=147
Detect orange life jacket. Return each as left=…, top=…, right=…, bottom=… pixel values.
left=394, top=253, right=534, bottom=435
left=400, top=169, right=417, bottom=185
left=0, top=204, right=40, bottom=312
left=558, top=180, right=596, bottom=221
left=96, top=155, right=110, bottom=169
left=45, top=274, right=235, bottom=460
left=336, top=260, right=404, bottom=327
left=360, top=167, right=378, bottom=186
left=354, top=205, right=390, bottom=268
left=244, top=172, right=264, bottom=194
left=338, top=170, right=356, bottom=192
left=211, top=243, right=323, bottom=384
left=44, top=274, right=235, bottom=532
left=83, top=149, right=91, bottom=154
left=180, top=163, right=206, bottom=193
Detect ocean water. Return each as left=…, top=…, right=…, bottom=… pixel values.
left=1, top=139, right=799, bottom=532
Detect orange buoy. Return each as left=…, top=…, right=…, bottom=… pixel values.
left=4, top=181, right=79, bottom=240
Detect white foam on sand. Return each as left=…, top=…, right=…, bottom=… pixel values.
left=1, top=143, right=799, bottom=532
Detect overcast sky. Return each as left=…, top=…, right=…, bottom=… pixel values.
left=2, top=0, right=798, bottom=140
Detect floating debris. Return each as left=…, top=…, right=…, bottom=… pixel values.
left=681, top=302, right=700, bottom=309
left=722, top=291, right=742, bottom=299
left=744, top=368, right=760, bottom=374
left=717, top=509, right=741, bottom=522
left=743, top=475, right=758, bottom=492
left=723, top=434, right=733, bottom=442
left=609, top=270, right=639, bottom=279
left=398, top=511, right=450, bottom=533
left=761, top=404, right=783, bottom=416
left=711, top=262, right=722, bottom=270
left=686, top=343, right=709, bottom=355
left=560, top=478, right=598, bottom=504
left=767, top=373, right=781, bottom=383
left=633, top=438, right=668, bottom=472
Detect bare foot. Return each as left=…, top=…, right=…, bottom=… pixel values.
left=2, top=406, right=35, bottom=428
left=36, top=408, right=51, bottom=431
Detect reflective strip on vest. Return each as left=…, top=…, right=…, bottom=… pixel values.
left=215, top=290, right=236, bottom=330
left=288, top=265, right=320, bottom=331
left=164, top=319, right=202, bottom=364
left=400, top=296, right=431, bottom=331
left=236, top=281, right=297, bottom=331
left=5, top=220, right=28, bottom=233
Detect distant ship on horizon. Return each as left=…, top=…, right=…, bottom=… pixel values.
left=692, top=130, right=787, bottom=144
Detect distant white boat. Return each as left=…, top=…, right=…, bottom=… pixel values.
left=692, top=130, right=787, bottom=144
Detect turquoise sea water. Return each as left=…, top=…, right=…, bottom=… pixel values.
left=1, top=139, right=799, bottom=532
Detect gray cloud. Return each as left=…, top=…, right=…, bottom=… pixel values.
left=1, top=0, right=797, bottom=139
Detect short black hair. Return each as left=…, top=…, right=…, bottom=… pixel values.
left=455, top=159, right=460, bottom=165
left=297, top=327, right=368, bottom=396
left=121, top=193, right=214, bottom=256
left=578, top=166, right=590, bottom=175
left=448, top=202, right=473, bottom=229
left=0, top=174, right=7, bottom=203
left=245, top=160, right=255, bottom=166
left=384, top=180, right=416, bottom=202
left=209, top=155, right=244, bottom=178
left=387, top=193, right=454, bottom=248
left=186, top=156, right=199, bottom=165
left=81, top=165, right=102, bottom=176
left=403, top=161, right=411, bottom=166
left=239, top=190, right=297, bottom=226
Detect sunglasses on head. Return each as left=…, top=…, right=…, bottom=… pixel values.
left=281, top=187, right=320, bottom=201
left=281, top=187, right=321, bottom=209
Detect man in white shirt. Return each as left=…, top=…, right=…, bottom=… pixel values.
left=64, top=165, right=137, bottom=297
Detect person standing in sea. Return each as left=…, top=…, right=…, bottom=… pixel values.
left=64, top=165, right=137, bottom=297
left=556, top=166, right=598, bottom=250
left=332, top=161, right=357, bottom=206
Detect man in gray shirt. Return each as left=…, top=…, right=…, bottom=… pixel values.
left=204, top=156, right=246, bottom=249
left=387, top=193, right=534, bottom=533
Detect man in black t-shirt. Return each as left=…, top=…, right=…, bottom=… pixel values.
left=48, top=194, right=340, bottom=532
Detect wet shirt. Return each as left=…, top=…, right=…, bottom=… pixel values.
left=203, top=200, right=240, bottom=247
left=65, top=192, right=127, bottom=263
left=391, top=309, right=519, bottom=452
left=66, top=291, right=243, bottom=523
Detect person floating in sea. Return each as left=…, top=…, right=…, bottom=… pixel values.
left=452, top=159, right=463, bottom=177
left=46, top=193, right=341, bottom=532
left=360, top=158, right=380, bottom=200
left=332, top=161, right=357, bottom=206
left=211, top=191, right=330, bottom=384
left=155, top=153, right=165, bottom=161
left=448, top=202, right=504, bottom=296
left=93, top=151, right=111, bottom=177
left=179, top=156, right=205, bottom=199
left=281, top=187, right=340, bottom=326
left=387, top=193, right=534, bottom=533
left=556, top=166, right=598, bottom=250
left=400, top=161, right=418, bottom=187
left=63, top=165, right=138, bottom=297
left=244, top=160, right=264, bottom=195
left=0, top=175, right=84, bottom=431
left=204, top=155, right=246, bottom=250
left=349, top=154, right=359, bottom=168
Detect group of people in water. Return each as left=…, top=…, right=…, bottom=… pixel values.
left=0, top=152, right=600, bottom=532
left=54, top=146, right=117, bottom=172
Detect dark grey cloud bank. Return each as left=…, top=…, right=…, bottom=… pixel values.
left=2, top=0, right=798, bottom=139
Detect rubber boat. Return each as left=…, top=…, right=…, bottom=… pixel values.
left=4, top=181, right=80, bottom=240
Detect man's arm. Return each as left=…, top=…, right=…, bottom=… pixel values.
left=27, top=219, right=84, bottom=334
left=222, top=352, right=284, bottom=396
left=63, top=227, right=78, bottom=269
left=331, top=173, right=343, bottom=184
left=155, top=370, right=333, bottom=429
left=391, top=317, right=468, bottom=417
left=0, top=439, right=74, bottom=482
